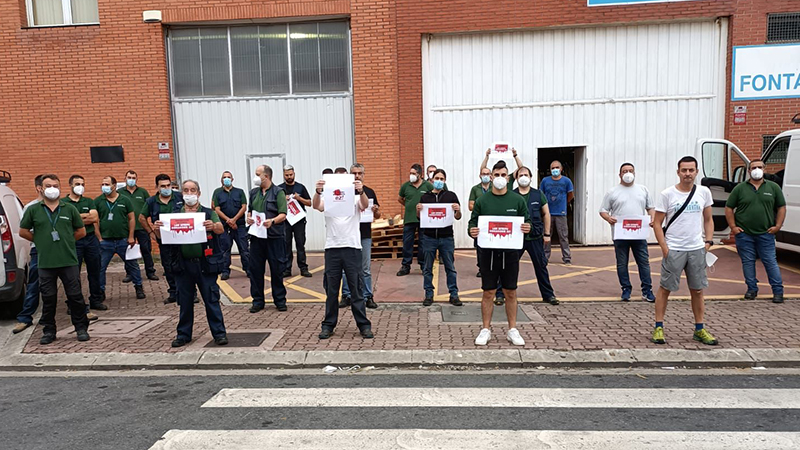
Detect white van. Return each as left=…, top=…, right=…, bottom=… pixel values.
left=698, top=122, right=800, bottom=253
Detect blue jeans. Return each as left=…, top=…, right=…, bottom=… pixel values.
left=735, top=232, right=783, bottom=295
left=175, top=259, right=226, bottom=341
left=124, top=229, right=156, bottom=277
left=223, top=223, right=250, bottom=276
left=16, top=247, right=39, bottom=325
left=421, top=234, right=458, bottom=298
left=342, top=238, right=373, bottom=299
left=100, top=238, right=142, bottom=291
left=401, top=223, right=423, bottom=267
left=613, top=239, right=653, bottom=295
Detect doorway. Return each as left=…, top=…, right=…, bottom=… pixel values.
left=537, top=147, right=586, bottom=245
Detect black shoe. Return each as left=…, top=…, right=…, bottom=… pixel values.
left=494, top=297, right=505, bottom=306
left=147, top=273, right=159, bottom=281
left=193, top=296, right=199, bottom=304
left=300, top=269, right=312, bottom=278
left=276, top=304, right=288, bottom=312
left=135, top=285, right=146, bottom=299
left=744, top=291, right=758, bottom=300
left=360, top=327, right=374, bottom=339
left=214, top=336, right=228, bottom=345
left=220, top=273, right=230, bottom=281
left=164, top=297, right=177, bottom=305
left=476, top=271, right=481, bottom=278
left=282, top=270, right=292, bottom=278
left=249, top=304, right=264, bottom=313
left=40, top=334, right=56, bottom=345
left=365, top=297, right=378, bottom=309
left=171, top=337, right=189, bottom=347
left=546, top=297, right=560, bottom=305
left=90, top=303, right=108, bottom=311
left=423, top=297, right=433, bottom=307
left=122, top=275, right=132, bottom=283
left=396, top=265, right=410, bottom=276
left=76, top=329, right=90, bottom=342
left=773, top=294, right=784, bottom=304
left=338, top=295, right=352, bottom=308
left=319, top=328, right=334, bottom=339
left=449, top=296, right=463, bottom=306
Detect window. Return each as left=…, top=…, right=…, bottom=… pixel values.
left=27, top=0, right=98, bottom=27
left=767, top=12, right=800, bottom=43
left=763, top=136, right=789, bottom=187
left=169, top=21, right=350, bottom=99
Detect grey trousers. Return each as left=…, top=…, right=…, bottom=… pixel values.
left=545, top=215, right=571, bottom=263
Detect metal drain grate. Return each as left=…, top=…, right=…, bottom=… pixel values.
left=204, top=331, right=271, bottom=348
left=440, top=304, right=531, bottom=323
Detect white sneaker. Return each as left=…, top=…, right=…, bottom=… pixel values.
left=507, top=328, right=525, bottom=346
left=475, top=328, right=491, bottom=346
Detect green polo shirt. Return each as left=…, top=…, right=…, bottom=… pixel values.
left=95, top=194, right=135, bottom=239
left=117, top=186, right=150, bottom=230
left=61, top=195, right=96, bottom=234
left=726, top=180, right=786, bottom=235
left=20, top=202, right=84, bottom=269
left=468, top=189, right=531, bottom=230
left=398, top=180, right=434, bottom=224
left=250, top=187, right=288, bottom=215
left=140, top=195, right=177, bottom=218
left=469, top=183, right=491, bottom=203
left=179, top=205, right=220, bottom=259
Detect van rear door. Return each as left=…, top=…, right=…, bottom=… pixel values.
left=697, top=139, right=750, bottom=239
left=762, top=133, right=800, bottom=252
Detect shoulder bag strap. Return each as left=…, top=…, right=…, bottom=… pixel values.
left=663, top=185, right=696, bottom=235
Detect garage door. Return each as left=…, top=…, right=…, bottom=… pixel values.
left=423, top=20, right=728, bottom=247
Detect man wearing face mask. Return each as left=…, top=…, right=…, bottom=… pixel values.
left=540, top=160, right=574, bottom=265
left=141, top=174, right=185, bottom=304
left=514, top=166, right=558, bottom=305
left=118, top=170, right=158, bottom=282
left=470, top=166, right=506, bottom=305
left=247, top=165, right=289, bottom=313
left=397, top=164, right=433, bottom=276
left=19, top=174, right=90, bottom=345
left=62, top=175, right=103, bottom=316
left=212, top=171, right=250, bottom=281
left=725, top=159, right=786, bottom=303
left=599, top=163, right=656, bottom=302
left=278, top=165, right=312, bottom=279
left=96, top=175, right=145, bottom=302
left=13, top=175, right=45, bottom=334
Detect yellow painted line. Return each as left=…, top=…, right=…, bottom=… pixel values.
left=218, top=280, right=250, bottom=304
left=286, top=283, right=326, bottom=300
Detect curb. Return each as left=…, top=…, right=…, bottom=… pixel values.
left=1, top=348, right=799, bottom=371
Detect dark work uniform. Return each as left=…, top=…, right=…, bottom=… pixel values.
left=62, top=195, right=103, bottom=308
left=278, top=181, right=311, bottom=274
left=514, top=187, right=556, bottom=300
left=212, top=186, right=250, bottom=277
left=248, top=184, right=288, bottom=309
left=143, top=192, right=184, bottom=301
left=118, top=186, right=156, bottom=277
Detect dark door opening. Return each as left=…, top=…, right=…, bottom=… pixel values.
left=537, top=147, right=580, bottom=244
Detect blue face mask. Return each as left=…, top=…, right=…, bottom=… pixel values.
left=160, top=188, right=172, bottom=197
left=126, top=179, right=136, bottom=187
left=551, top=169, right=561, bottom=177
left=101, top=185, right=112, bottom=195
left=432, top=180, right=445, bottom=190
left=222, top=177, right=232, bottom=187
left=481, top=175, right=491, bottom=184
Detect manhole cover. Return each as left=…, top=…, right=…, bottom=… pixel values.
left=440, top=304, right=531, bottom=323
left=204, top=332, right=271, bottom=348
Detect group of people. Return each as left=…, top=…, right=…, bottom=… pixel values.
left=12, top=148, right=786, bottom=348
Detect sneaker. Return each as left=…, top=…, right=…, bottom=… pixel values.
left=546, top=297, right=560, bottom=305
left=650, top=326, right=666, bottom=344
left=507, top=328, right=525, bottom=346
left=423, top=297, right=433, bottom=307
left=40, top=334, right=57, bottom=345
left=318, top=328, right=334, bottom=339
left=744, top=291, right=757, bottom=300
left=693, top=329, right=718, bottom=345
left=135, top=285, right=146, bottom=299
left=563, top=261, right=572, bottom=266
left=171, top=337, right=189, bottom=347
left=773, top=294, right=784, bottom=304
left=90, top=303, right=108, bottom=311
left=339, top=295, right=352, bottom=308
left=494, top=297, right=505, bottom=306
left=147, top=273, right=159, bottom=281
left=621, top=288, right=631, bottom=302
left=86, top=312, right=99, bottom=321
left=396, top=265, right=410, bottom=276
left=220, top=273, right=230, bottom=281
left=122, top=275, right=132, bottom=283
left=642, top=291, right=656, bottom=303
left=214, top=336, right=229, bottom=345
left=76, top=329, right=90, bottom=342
left=365, top=297, right=378, bottom=309
left=449, top=296, right=463, bottom=306
left=475, top=328, right=491, bottom=346
left=12, top=322, right=31, bottom=334
left=300, top=269, right=312, bottom=278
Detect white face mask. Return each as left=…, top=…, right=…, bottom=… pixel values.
left=72, top=185, right=85, bottom=196
left=750, top=168, right=764, bottom=180
left=252, top=176, right=262, bottom=187
left=517, top=176, right=531, bottom=187
left=622, top=172, right=635, bottom=184
left=184, top=194, right=199, bottom=206
left=492, top=176, right=508, bottom=190
left=44, top=187, right=60, bottom=200
left=409, top=174, right=418, bottom=183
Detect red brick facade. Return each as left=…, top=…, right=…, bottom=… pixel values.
left=1, top=0, right=798, bottom=213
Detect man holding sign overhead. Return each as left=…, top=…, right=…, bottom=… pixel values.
left=468, top=161, right=531, bottom=347
left=417, top=168, right=461, bottom=306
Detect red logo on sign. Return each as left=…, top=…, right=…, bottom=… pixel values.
left=428, top=207, right=447, bottom=220
left=494, top=144, right=509, bottom=153
left=288, top=201, right=300, bottom=215
left=255, top=215, right=263, bottom=226
left=170, top=218, right=194, bottom=234
left=622, top=219, right=642, bottom=231
left=488, top=221, right=513, bottom=237
left=332, top=189, right=345, bottom=202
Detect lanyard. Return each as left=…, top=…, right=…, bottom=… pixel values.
left=106, top=199, right=119, bottom=213
left=44, top=204, right=61, bottom=231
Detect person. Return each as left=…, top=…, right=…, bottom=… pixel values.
left=96, top=175, right=146, bottom=301
left=62, top=175, right=103, bottom=317
left=417, top=168, right=461, bottom=306
left=13, top=175, right=44, bottom=334
left=211, top=171, right=250, bottom=281
left=651, top=156, right=717, bottom=346
left=247, top=165, right=288, bottom=313
left=468, top=166, right=493, bottom=278
left=278, top=165, right=312, bottom=278
left=118, top=170, right=158, bottom=281
left=155, top=180, right=228, bottom=348
left=425, top=165, right=437, bottom=183
left=725, top=159, right=786, bottom=303
left=396, top=164, right=433, bottom=276
left=468, top=161, right=532, bottom=346
left=313, top=175, right=374, bottom=340
left=141, top=174, right=184, bottom=304
left=340, top=163, right=381, bottom=309
left=513, top=166, right=558, bottom=305
left=322, top=168, right=334, bottom=175
left=19, top=174, right=90, bottom=345
left=599, top=163, right=656, bottom=302
left=540, top=160, right=574, bottom=265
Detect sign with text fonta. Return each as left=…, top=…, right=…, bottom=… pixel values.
left=732, top=44, right=800, bottom=101
left=588, top=0, right=697, bottom=6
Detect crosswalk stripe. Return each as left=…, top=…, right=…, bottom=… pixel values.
left=201, top=388, right=800, bottom=409
left=149, top=429, right=800, bottom=450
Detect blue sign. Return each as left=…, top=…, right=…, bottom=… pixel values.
left=588, top=0, right=698, bottom=5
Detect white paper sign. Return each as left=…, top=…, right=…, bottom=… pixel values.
left=477, top=215, right=524, bottom=250
left=159, top=213, right=207, bottom=244
left=125, top=244, right=141, bottom=261
left=286, top=197, right=306, bottom=226
left=420, top=203, right=454, bottom=229
left=360, top=199, right=375, bottom=223
left=247, top=212, right=268, bottom=239
left=322, top=174, right=355, bottom=218
left=613, top=215, right=651, bottom=240
left=488, top=141, right=517, bottom=173
left=706, top=251, right=718, bottom=268
left=732, top=44, right=800, bottom=100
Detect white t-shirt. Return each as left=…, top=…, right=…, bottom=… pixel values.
left=656, top=185, right=713, bottom=251
left=324, top=199, right=362, bottom=250
left=599, top=184, right=654, bottom=239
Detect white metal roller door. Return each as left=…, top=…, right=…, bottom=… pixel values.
left=423, top=20, right=728, bottom=247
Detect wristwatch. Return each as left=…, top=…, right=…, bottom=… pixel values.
left=544, top=233, right=551, bottom=237
left=705, top=240, right=713, bottom=246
